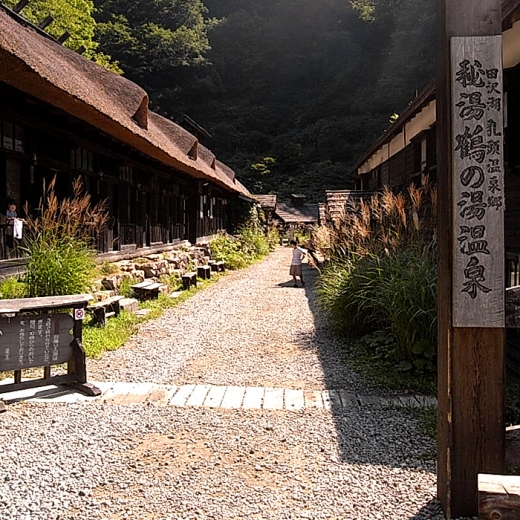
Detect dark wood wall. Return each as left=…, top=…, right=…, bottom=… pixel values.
left=0, top=82, right=234, bottom=260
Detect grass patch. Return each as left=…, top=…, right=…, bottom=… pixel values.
left=345, top=332, right=436, bottom=396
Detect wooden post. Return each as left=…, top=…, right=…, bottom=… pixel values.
left=437, top=1, right=505, bottom=518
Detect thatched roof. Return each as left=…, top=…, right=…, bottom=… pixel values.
left=275, top=203, right=319, bottom=224
left=0, top=7, right=249, bottom=196
left=253, top=194, right=277, bottom=211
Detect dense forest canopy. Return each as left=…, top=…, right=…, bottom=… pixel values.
left=2, top=0, right=436, bottom=201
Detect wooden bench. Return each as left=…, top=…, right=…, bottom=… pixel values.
left=131, top=280, right=168, bottom=300
left=182, top=272, right=197, bottom=290
left=0, top=294, right=100, bottom=412
left=197, top=265, right=211, bottom=280
left=87, top=295, right=124, bottom=326
left=479, top=473, right=520, bottom=519
left=211, top=261, right=225, bottom=272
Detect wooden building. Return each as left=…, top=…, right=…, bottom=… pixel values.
left=0, top=5, right=251, bottom=263
left=349, top=0, right=520, bottom=286
left=274, top=195, right=319, bottom=236
left=253, top=194, right=277, bottom=223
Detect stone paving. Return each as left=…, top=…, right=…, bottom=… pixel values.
left=0, top=380, right=438, bottom=410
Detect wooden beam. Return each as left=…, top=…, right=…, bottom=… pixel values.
left=478, top=473, right=520, bottom=519
left=37, top=15, right=53, bottom=30
left=57, top=31, right=70, bottom=44
left=12, top=0, right=29, bottom=14
left=437, top=1, right=506, bottom=518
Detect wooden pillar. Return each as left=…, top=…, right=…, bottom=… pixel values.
left=436, top=1, right=505, bottom=518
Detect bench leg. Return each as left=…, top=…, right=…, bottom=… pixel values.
left=66, top=381, right=102, bottom=397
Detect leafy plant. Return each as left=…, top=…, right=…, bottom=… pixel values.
left=210, top=206, right=270, bottom=269
left=118, top=276, right=140, bottom=298
left=99, top=261, right=118, bottom=276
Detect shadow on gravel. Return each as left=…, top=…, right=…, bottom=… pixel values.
left=296, top=263, right=438, bottom=489
left=408, top=499, right=445, bottom=520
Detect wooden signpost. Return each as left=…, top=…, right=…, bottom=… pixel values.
left=0, top=294, right=100, bottom=412
left=437, top=1, right=505, bottom=517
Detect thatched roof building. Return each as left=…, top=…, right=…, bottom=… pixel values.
left=0, top=6, right=248, bottom=197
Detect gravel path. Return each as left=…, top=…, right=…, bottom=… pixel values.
left=0, top=249, right=456, bottom=520
left=88, top=247, right=362, bottom=391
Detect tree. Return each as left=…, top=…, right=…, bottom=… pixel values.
left=2, top=0, right=120, bottom=72
left=94, top=0, right=216, bottom=87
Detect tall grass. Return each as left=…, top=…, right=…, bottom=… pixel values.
left=22, top=177, right=108, bottom=297
left=316, top=178, right=438, bottom=374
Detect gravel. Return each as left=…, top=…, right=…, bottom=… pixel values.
left=0, top=249, right=462, bottom=519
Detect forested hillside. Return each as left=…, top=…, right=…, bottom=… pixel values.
left=76, top=1, right=438, bottom=200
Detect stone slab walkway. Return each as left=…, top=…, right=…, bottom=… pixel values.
left=0, top=380, right=438, bottom=410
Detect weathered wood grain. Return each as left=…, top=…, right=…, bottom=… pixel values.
left=437, top=2, right=505, bottom=517
left=478, top=473, right=520, bottom=519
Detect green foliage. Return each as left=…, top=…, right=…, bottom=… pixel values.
left=118, top=276, right=139, bottom=298
left=2, top=0, right=120, bottom=72
left=99, top=261, right=118, bottom=276
left=84, top=310, right=138, bottom=358
left=22, top=177, right=108, bottom=297
left=0, top=277, right=27, bottom=299
left=95, top=0, right=216, bottom=85
left=160, top=271, right=182, bottom=292
left=350, top=0, right=376, bottom=21
left=266, top=227, right=280, bottom=251
left=210, top=207, right=270, bottom=269
left=210, top=233, right=249, bottom=270
left=25, top=237, right=96, bottom=297
left=251, top=157, right=276, bottom=176
left=318, top=246, right=437, bottom=374
left=104, top=0, right=435, bottom=200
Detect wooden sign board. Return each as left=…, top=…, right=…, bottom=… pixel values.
left=451, top=35, right=505, bottom=327
left=0, top=313, right=74, bottom=371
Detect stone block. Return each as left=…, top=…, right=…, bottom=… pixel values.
left=118, top=298, right=139, bottom=314
left=143, top=267, right=157, bottom=278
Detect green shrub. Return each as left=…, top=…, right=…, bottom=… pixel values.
left=25, top=237, right=96, bottom=297
left=22, top=177, right=107, bottom=297
left=210, top=233, right=249, bottom=270
left=0, top=277, right=27, bottom=299
left=266, top=227, right=280, bottom=251
left=317, top=244, right=437, bottom=373
left=117, top=276, right=139, bottom=298
left=99, top=261, right=118, bottom=276
left=237, top=224, right=269, bottom=259
left=160, top=271, right=182, bottom=292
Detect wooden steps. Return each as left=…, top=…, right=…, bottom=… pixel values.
left=182, top=272, right=197, bottom=290
left=197, top=265, right=211, bottom=280
left=131, top=280, right=168, bottom=300
left=87, top=295, right=124, bottom=326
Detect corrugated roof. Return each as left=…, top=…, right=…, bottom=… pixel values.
left=275, top=203, right=319, bottom=224
left=325, top=190, right=375, bottom=220
left=0, top=6, right=249, bottom=197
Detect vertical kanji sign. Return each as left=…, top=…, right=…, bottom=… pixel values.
left=452, top=36, right=505, bottom=327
